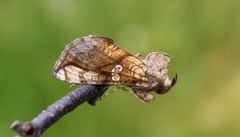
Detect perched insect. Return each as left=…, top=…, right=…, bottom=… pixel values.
left=52, top=35, right=177, bottom=102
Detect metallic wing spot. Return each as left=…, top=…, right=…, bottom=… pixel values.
left=111, top=73, right=120, bottom=81
left=111, top=64, right=123, bottom=73
left=111, top=65, right=123, bottom=81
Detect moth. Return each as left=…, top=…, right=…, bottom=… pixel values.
left=52, top=35, right=177, bottom=102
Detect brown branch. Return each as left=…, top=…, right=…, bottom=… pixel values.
left=11, top=84, right=108, bottom=137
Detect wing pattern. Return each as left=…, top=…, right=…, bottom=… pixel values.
left=53, top=35, right=149, bottom=87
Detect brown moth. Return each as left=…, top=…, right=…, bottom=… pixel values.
left=52, top=35, right=177, bottom=102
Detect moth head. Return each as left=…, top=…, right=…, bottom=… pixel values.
left=155, top=74, right=177, bottom=94
left=143, top=52, right=177, bottom=94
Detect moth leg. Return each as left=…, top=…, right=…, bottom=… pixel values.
left=100, top=85, right=133, bottom=100
left=70, top=84, right=76, bottom=88
left=100, top=89, right=116, bottom=100
left=132, top=89, right=155, bottom=102
left=100, top=86, right=123, bottom=100
left=116, top=85, right=154, bottom=102
left=116, top=85, right=132, bottom=92
left=135, top=53, right=142, bottom=59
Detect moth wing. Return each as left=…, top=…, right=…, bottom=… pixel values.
left=52, top=35, right=148, bottom=86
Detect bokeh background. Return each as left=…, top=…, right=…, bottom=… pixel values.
left=1, top=0, right=240, bottom=137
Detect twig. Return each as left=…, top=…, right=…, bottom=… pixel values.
left=11, top=84, right=108, bottom=137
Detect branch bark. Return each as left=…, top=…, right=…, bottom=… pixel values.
left=11, top=84, right=108, bottom=137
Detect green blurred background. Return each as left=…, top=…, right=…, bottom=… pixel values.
left=1, top=0, right=240, bottom=137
